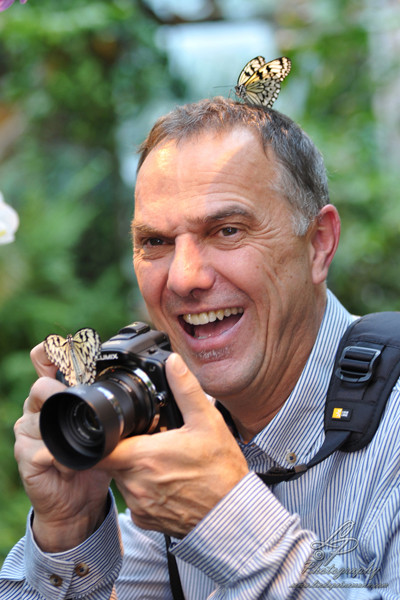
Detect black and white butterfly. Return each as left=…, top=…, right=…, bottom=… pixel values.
left=44, top=328, right=101, bottom=386
left=235, top=56, right=291, bottom=107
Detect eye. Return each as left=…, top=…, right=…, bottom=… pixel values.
left=221, top=226, right=238, bottom=236
left=146, top=237, right=165, bottom=246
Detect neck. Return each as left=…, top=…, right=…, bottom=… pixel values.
left=218, top=293, right=327, bottom=444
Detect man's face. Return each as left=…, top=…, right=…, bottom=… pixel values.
left=133, top=128, right=321, bottom=405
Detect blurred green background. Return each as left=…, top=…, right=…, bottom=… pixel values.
left=1, top=0, right=399, bottom=563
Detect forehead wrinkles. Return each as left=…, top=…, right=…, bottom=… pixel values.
left=134, top=129, right=285, bottom=227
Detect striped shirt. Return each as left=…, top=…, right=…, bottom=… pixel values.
left=1, top=290, right=400, bottom=599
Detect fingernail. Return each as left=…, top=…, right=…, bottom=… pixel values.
left=169, top=353, right=188, bottom=376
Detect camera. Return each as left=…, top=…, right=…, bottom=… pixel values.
left=40, top=322, right=183, bottom=470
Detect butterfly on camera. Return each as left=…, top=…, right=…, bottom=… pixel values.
left=235, top=56, right=291, bottom=108
left=44, top=327, right=102, bottom=386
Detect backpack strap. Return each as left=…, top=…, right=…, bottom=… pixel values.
left=258, top=312, right=400, bottom=485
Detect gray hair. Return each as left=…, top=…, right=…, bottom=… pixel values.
left=137, top=97, right=329, bottom=235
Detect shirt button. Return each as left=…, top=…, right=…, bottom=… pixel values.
left=74, top=562, right=90, bottom=577
left=49, top=574, right=63, bottom=587
left=286, top=452, right=297, bottom=464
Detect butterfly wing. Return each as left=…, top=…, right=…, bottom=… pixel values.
left=44, top=334, right=72, bottom=379
left=44, top=328, right=101, bottom=386
left=69, top=328, right=102, bottom=385
left=255, top=56, right=291, bottom=82
left=240, top=79, right=281, bottom=107
left=236, top=56, right=266, bottom=86
left=235, top=56, right=291, bottom=107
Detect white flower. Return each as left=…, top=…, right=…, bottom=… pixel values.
left=0, top=191, right=19, bottom=244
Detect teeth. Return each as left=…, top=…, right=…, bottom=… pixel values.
left=183, top=307, right=243, bottom=325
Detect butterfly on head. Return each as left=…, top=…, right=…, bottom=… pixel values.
left=44, top=327, right=102, bottom=386
left=235, top=56, right=291, bottom=108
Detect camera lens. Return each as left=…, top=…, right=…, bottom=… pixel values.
left=40, top=369, right=158, bottom=470
left=67, top=402, right=104, bottom=445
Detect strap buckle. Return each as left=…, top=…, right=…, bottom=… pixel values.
left=336, top=345, right=381, bottom=383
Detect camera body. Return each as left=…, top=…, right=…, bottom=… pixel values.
left=40, top=322, right=183, bottom=470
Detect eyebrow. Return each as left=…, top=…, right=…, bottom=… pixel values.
left=131, top=205, right=255, bottom=237
left=199, top=206, right=254, bottom=224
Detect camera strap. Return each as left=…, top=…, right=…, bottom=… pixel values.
left=165, top=535, right=185, bottom=600
left=258, top=311, right=400, bottom=485
left=166, top=312, right=400, bottom=596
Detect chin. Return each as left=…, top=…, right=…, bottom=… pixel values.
left=188, top=355, right=250, bottom=400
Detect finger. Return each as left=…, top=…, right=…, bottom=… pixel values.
left=165, top=353, right=218, bottom=427
left=25, top=376, right=67, bottom=414
left=31, top=342, right=59, bottom=378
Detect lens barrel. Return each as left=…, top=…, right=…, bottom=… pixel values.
left=40, top=369, right=157, bottom=470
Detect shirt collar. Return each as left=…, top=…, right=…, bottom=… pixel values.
left=239, top=291, right=354, bottom=468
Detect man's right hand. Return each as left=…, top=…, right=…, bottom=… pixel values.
left=13, top=342, right=111, bottom=553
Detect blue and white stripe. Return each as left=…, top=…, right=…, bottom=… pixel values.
left=1, top=290, right=400, bottom=598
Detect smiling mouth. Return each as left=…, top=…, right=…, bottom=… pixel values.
left=180, top=307, right=244, bottom=339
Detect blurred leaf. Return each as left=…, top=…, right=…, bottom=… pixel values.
left=0, top=0, right=181, bottom=564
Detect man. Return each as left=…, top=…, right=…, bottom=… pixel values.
left=1, top=97, right=400, bottom=599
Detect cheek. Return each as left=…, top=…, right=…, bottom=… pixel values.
left=237, top=243, right=310, bottom=317
left=230, top=248, right=278, bottom=293
left=134, top=259, right=164, bottom=313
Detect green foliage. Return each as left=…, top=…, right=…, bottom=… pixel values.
left=1, top=0, right=399, bottom=566
left=0, top=0, right=180, bottom=563
left=278, top=3, right=400, bottom=314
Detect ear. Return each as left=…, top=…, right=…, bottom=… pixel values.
left=309, top=204, right=341, bottom=285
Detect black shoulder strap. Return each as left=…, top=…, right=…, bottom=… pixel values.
left=258, top=312, right=400, bottom=485
left=324, top=312, right=400, bottom=451
left=165, top=535, right=185, bottom=600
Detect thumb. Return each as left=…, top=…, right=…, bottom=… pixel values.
left=31, top=342, right=59, bottom=379
left=165, top=353, right=215, bottom=426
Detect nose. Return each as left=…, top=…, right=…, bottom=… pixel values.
left=167, top=235, right=215, bottom=297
